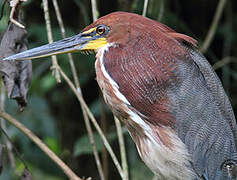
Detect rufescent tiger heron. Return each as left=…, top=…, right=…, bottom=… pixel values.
left=3, top=12, right=237, bottom=180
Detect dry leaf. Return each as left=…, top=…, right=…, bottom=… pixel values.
left=0, top=22, right=32, bottom=111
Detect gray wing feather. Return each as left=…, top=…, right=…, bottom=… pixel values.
left=190, top=49, right=237, bottom=143
left=171, top=48, right=237, bottom=180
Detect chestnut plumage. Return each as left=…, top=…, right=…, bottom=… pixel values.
left=3, top=12, right=237, bottom=180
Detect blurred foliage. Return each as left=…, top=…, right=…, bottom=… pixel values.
left=0, top=0, right=237, bottom=179
left=73, top=128, right=126, bottom=156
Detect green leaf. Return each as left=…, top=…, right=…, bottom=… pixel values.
left=44, top=137, right=61, bottom=155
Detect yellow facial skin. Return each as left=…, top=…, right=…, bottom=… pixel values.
left=80, top=38, right=107, bottom=51
left=80, top=27, right=108, bottom=51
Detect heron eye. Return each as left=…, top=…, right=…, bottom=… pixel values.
left=96, top=26, right=106, bottom=35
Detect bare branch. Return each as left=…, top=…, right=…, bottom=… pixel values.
left=9, top=0, right=26, bottom=28
left=158, top=0, right=164, bottom=21
left=114, top=117, right=129, bottom=180
left=89, top=2, right=129, bottom=178
left=91, top=0, right=98, bottom=21
left=0, top=125, right=28, bottom=173
left=0, top=111, right=83, bottom=180
left=83, top=103, right=105, bottom=180
left=52, top=1, right=105, bottom=179
left=52, top=0, right=79, bottom=88
left=0, top=144, right=2, bottom=174
left=213, top=56, right=237, bottom=70
left=200, top=0, right=227, bottom=53
left=42, top=0, right=61, bottom=83
left=100, top=94, right=108, bottom=180
left=142, top=0, right=149, bottom=17
left=0, top=83, right=15, bottom=168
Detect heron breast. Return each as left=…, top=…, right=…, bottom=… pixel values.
left=95, top=46, right=196, bottom=179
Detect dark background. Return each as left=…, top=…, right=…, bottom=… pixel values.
left=1, top=0, right=237, bottom=179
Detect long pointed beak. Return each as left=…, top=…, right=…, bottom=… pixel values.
left=3, top=33, right=92, bottom=61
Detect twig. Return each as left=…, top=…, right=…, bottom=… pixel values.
left=213, top=56, right=237, bottom=70
left=57, top=67, right=125, bottom=179
left=91, top=1, right=129, bottom=178
left=52, top=0, right=79, bottom=88
left=158, top=0, right=164, bottom=21
left=0, top=111, right=83, bottom=180
left=221, top=1, right=233, bottom=93
left=42, top=0, right=61, bottom=83
left=78, top=86, right=105, bottom=180
left=0, top=144, right=2, bottom=174
left=100, top=94, right=108, bottom=180
left=0, top=0, right=7, bottom=21
left=9, top=0, right=26, bottom=28
left=114, top=117, right=128, bottom=180
left=52, top=1, right=105, bottom=179
left=91, top=0, right=98, bottom=21
left=142, top=0, right=149, bottom=17
left=73, top=0, right=90, bottom=25
left=89, top=1, right=109, bottom=179
left=0, top=125, right=28, bottom=170
left=89, top=0, right=130, bottom=177
left=200, top=0, right=227, bottom=53
left=0, top=82, right=15, bottom=168
left=82, top=101, right=105, bottom=180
